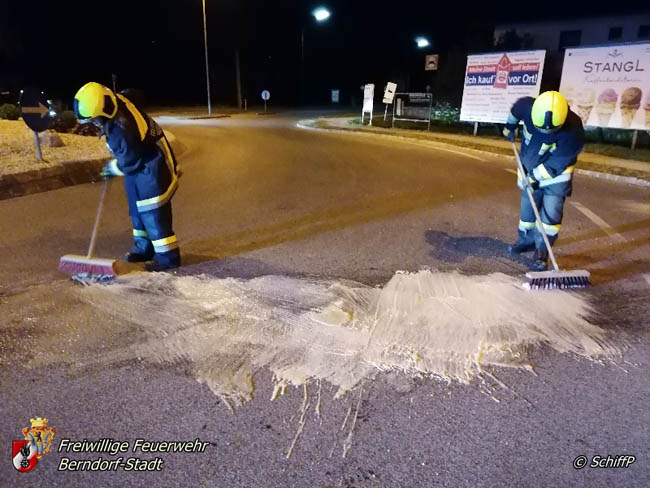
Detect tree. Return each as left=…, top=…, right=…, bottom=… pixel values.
left=494, top=29, right=534, bottom=51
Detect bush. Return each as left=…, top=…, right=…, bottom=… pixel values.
left=52, top=110, right=78, bottom=133
left=430, top=102, right=460, bottom=124
left=70, top=122, right=100, bottom=137
left=0, top=103, right=20, bottom=120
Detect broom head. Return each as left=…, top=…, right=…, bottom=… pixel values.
left=59, top=254, right=117, bottom=279
left=524, top=270, right=591, bottom=290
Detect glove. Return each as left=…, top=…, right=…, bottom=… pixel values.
left=100, top=164, right=115, bottom=180
left=100, top=159, right=121, bottom=180
left=502, top=127, right=515, bottom=142
left=527, top=176, right=539, bottom=190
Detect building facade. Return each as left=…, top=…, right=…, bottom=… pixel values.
left=494, top=14, right=650, bottom=90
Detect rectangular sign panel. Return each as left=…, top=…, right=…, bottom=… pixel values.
left=383, top=82, right=397, bottom=104
left=460, top=50, right=546, bottom=123
left=425, top=54, right=439, bottom=71
left=560, top=42, right=650, bottom=129
left=362, top=84, right=375, bottom=113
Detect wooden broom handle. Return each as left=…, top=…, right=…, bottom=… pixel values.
left=87, top=179, right=110, bottom=259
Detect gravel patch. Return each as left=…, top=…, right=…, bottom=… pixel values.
left=0, top=120, right=110, bottom=176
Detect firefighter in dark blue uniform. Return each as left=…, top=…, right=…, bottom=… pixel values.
left=502, top=91, right=584, bottom=271
left=74, top=82, right=181, bottom=271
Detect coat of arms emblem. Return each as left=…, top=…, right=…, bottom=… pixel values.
left=12, top=417, right=55, bottom=472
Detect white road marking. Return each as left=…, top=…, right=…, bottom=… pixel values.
left=298, top=122, right=487, bottom=162
left=502, top=169, right=628, bottom=243
left=570, top=201, right=627, bottom=243
left=399, top=139, right=486, bottom=161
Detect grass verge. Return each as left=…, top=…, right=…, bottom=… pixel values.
left=312, top=119, right=650, bottom=181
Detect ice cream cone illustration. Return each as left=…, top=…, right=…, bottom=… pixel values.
left=595, top=88, right=617, bottom=127
left=620, top=87, right=642, bottom=128
left=562, top=86, right=575, bottom=107
left=574, top=88, right=595, bottom=126
left=643, top=91, right=650, bottom=128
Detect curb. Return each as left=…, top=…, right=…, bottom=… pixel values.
left=0, top=129, right=182, bottom=201
left=297, top=121, right=650, bottom=188
left=0, top=158, right=109, bottom=200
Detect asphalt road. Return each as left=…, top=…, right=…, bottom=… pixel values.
left=1, top=112, right=649, bottom=487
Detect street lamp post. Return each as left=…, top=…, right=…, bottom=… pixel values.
left=300, top=7, right=331, bottom=105
left=406, top=36, right=432, bottom=91
left=202, top=0, right=212, bottom=116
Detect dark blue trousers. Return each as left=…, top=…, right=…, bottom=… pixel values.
left=517, top=188, right=565, bottom=252
left=125, top=171, right=179, bottom=267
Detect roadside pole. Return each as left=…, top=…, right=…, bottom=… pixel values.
left=32, top=131, right=42, bottom=160
left=235, top=48, right=243, bottom=110
left=261, top=90, right=270, bottom=114
left=19, top=88, right=53, bottom=161
left=201, top=0, right=212, bottom=116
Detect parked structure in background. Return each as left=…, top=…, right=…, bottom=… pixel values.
left=494, top=14, right=650, bottom=89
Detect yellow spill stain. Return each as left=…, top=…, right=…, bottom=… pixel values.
left=80, top=270, right=618, bottom=408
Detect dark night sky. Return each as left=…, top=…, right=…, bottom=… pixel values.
left=1, top=1, right=649, bottom=107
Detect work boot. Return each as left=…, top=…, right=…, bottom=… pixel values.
left=125, top=252, right=153, bottom=263
left=145, top=250, right=180, bottom=272
left=531, top=248, right=549, bottom=271
left=145, top=261, right=179, bottom=272
left=508, top=241, right=535, bottom=255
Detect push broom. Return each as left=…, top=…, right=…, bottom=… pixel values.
left=512, top=142, right=591, bottom=290
left=59, top=179, right=117, bottom=279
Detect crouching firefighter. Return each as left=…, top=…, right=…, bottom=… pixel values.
left=502, top=91, right=584, bottom=271
left=74, top=82, right=181, bottom=271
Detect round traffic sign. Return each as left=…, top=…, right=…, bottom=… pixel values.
left=19, top=88, right=53, bottom=132
left=261, top=90, right=270, bottom=101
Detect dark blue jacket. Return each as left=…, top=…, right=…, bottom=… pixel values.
left=102, top=95, right=179, bottom=213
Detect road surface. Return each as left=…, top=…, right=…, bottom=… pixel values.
left=1, top=112, right=649, bottom=487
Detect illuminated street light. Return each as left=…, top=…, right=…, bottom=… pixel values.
left=415, top=36, right=430, bottom=48
left=312, top=7, right=331, bottom=22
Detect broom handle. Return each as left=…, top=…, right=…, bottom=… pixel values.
left=512, top=143, right=560, bottom=272
left=87, top=179, right=110, bottom=259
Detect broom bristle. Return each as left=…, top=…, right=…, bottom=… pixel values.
left=524, top=270, right=591, bottom=290
left=59, top=255, right=117, bottom=278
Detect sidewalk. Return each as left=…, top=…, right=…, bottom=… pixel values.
left=307, top=116, right=650, bottom=184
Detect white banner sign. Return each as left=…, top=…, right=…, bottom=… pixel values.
left=460, top=50, right=546, bottom=123
left=383, top=82, right=397, bottom=104
left=560, top=43, right=650, bottom=130
left=362, top=84, right=374, bottom=113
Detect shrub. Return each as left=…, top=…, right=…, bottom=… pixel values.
left=0, top=103, right=20, bottom=120
left=430, top=102, right=460, bottom=124
left=70, top=122, right=100, bottom=137
left=52, top=110, right=78, bottom=133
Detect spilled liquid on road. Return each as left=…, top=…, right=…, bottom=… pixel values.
left=81, top=270, right=617, bottom=410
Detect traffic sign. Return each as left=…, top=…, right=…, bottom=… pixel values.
left=383, top=82, right=397, bottom=104
left=19, top=87, right=52, bottom=132
left=261, top=90, right=270, bottom=101
left=425, top=54, right=439, bottom=71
